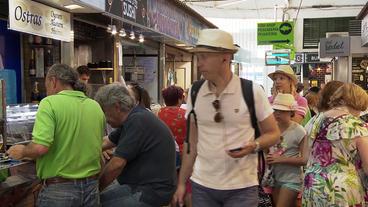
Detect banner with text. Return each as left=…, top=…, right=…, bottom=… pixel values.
left=9, top=0, right=71, bottom=42
left=105, top=0, right=205, bottom=45
left=106, top=0, right=148, bottom=26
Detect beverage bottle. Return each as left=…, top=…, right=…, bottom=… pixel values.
left=31, top=81, right=41, bottom=103
left=44, top=49, right=53, bottom=76
left=29, top=49, right=36, bottom=77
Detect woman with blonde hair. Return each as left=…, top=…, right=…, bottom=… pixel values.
left=268, top=65, right=308, bottom=123
left=302, top=83, right=368, bottom=206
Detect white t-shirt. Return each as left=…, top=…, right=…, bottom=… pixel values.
left=186, top=75, right=274, bottom=190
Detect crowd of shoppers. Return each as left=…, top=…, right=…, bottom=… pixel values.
left=5, top=28, right=368, bottom=207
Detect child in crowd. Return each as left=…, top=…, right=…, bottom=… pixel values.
left=265, top=93, right=307, bottom=207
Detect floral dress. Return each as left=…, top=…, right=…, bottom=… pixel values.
left=158, top=107, right=186, bottom=153
left=302, top=113, right=368, bottom=207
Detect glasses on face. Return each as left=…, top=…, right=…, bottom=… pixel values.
left=212, top=99, right=224, bottom=123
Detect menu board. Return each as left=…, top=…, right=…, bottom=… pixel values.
left=352, top=57, right=368, bottom=90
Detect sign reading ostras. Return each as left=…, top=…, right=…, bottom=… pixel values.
left=14, top=5, right=42, bottom=26
left=9, top=0, right=71, bottom=42
left=123, top=0, right=138, bottom=20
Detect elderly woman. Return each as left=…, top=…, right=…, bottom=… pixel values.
left=268, top=65, right=308, bottom=124
left=302, top=83, right=368, bottom=207
left=316, top=80, right=344, bottom=112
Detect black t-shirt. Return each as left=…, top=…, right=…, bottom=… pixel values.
left=109, top=106, right=176, bottom=206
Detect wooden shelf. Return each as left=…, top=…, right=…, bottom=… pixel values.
left=90, top=68, right=113, bottom=71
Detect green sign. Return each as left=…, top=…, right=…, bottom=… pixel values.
left=257, top=22, right=294, bottom=45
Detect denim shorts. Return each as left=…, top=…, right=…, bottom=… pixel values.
left=273, top=181, right=301, bottom=192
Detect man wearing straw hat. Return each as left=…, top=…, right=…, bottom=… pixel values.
left=172, top=29, right=280, bottom=207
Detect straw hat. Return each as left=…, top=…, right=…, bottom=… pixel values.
left=268, top=65, right=297, bottom=83
left=190, top=29, right=239, bottom=53
left=272, top=93, right=297, bottom=111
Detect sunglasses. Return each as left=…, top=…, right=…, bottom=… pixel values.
left=212, top=99, right=224, bottom=123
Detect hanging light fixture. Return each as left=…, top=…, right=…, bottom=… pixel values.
left=107, top=25, right=112, bottom=33
left=139, top=34, right=144, bottom=43
left=130, top=31, right=135, bottom=39
left=119, top=28, right=126, bottom=37
left=107, top=17, right=113, bottom=33
left=111, top=25, right=117, bottom=35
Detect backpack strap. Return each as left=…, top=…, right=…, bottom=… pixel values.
left=240, top=78, right=260, bottom=138
left=185, top=79, right=205, bottom=154
left=240, top=78, right=266, bottom=182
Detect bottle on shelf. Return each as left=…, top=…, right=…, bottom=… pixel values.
left=44, top=49, right=53, bottom=76
left=31, top=81, right=41, bottom=103
left=29, top=49, right=36, bottom=77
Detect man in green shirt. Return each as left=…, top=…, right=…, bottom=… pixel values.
left=7, top=64, right=105, bottom=207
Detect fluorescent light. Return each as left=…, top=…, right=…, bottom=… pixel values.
left=185, top=47, right=193, bottom=50
left=176, top=43, right=186, bottom=47
left=217, top=0, right=247, bottom=8
left=64, top=4, right=84, bottom=10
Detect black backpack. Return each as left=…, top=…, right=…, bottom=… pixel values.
left=185, top=78, right=260, bottom=153
left=184, top=78, right=268, bottom=188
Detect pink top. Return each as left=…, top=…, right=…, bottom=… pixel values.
left=269, top=94, right=308, bottom=117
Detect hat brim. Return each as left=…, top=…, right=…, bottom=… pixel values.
left=189, top=45, right=238, bottom=53
left=272, top=104, right=295, bottom=111
left=268, top=71, right=297, bottom=83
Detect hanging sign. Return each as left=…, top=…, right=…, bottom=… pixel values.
left=362, top=15, right=368, bottom=46
left=305, top=52, right=320, bottom=63
left=9, top=0, right=71, bottom=42
left=106, top=0, right=148, bottom=26
left=257, top=22, right=294, bottom=45
left=265, top=50, right=290, bottom=65
left=294, top=53, right=304, bottom=63
left=319, top=37, right=350, bottom=58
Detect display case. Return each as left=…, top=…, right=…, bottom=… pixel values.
left=6, top=104, right=38, bottom=145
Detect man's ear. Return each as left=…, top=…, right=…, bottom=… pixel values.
left=50, top=77, right=57, bottom=89
left=114, top=102, right=121, bottom=112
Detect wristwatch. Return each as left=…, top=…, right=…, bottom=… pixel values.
left=253, top=141, right=261, bottom=153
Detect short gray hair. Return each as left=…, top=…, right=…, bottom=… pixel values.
left=94, top=83, right=135, bottom=112
left=48, top=64, right=86, bottom=93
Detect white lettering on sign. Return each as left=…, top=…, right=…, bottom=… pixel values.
left=123, top=0, right=138, bottom=20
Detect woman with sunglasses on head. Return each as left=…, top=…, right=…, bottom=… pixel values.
left=264, top=93, right=307, bottom=207
left=268, top=65, right=308, bottom=124
left=127, top=82, right=151, bottom=110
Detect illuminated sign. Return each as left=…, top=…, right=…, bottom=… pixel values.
left=265, top=50, right=290, bottom=65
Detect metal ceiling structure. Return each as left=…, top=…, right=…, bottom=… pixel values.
left=180, top=0, right=367, bottom=19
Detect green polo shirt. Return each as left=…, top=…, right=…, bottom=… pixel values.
left=32, top=90, right=105, bottom=179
